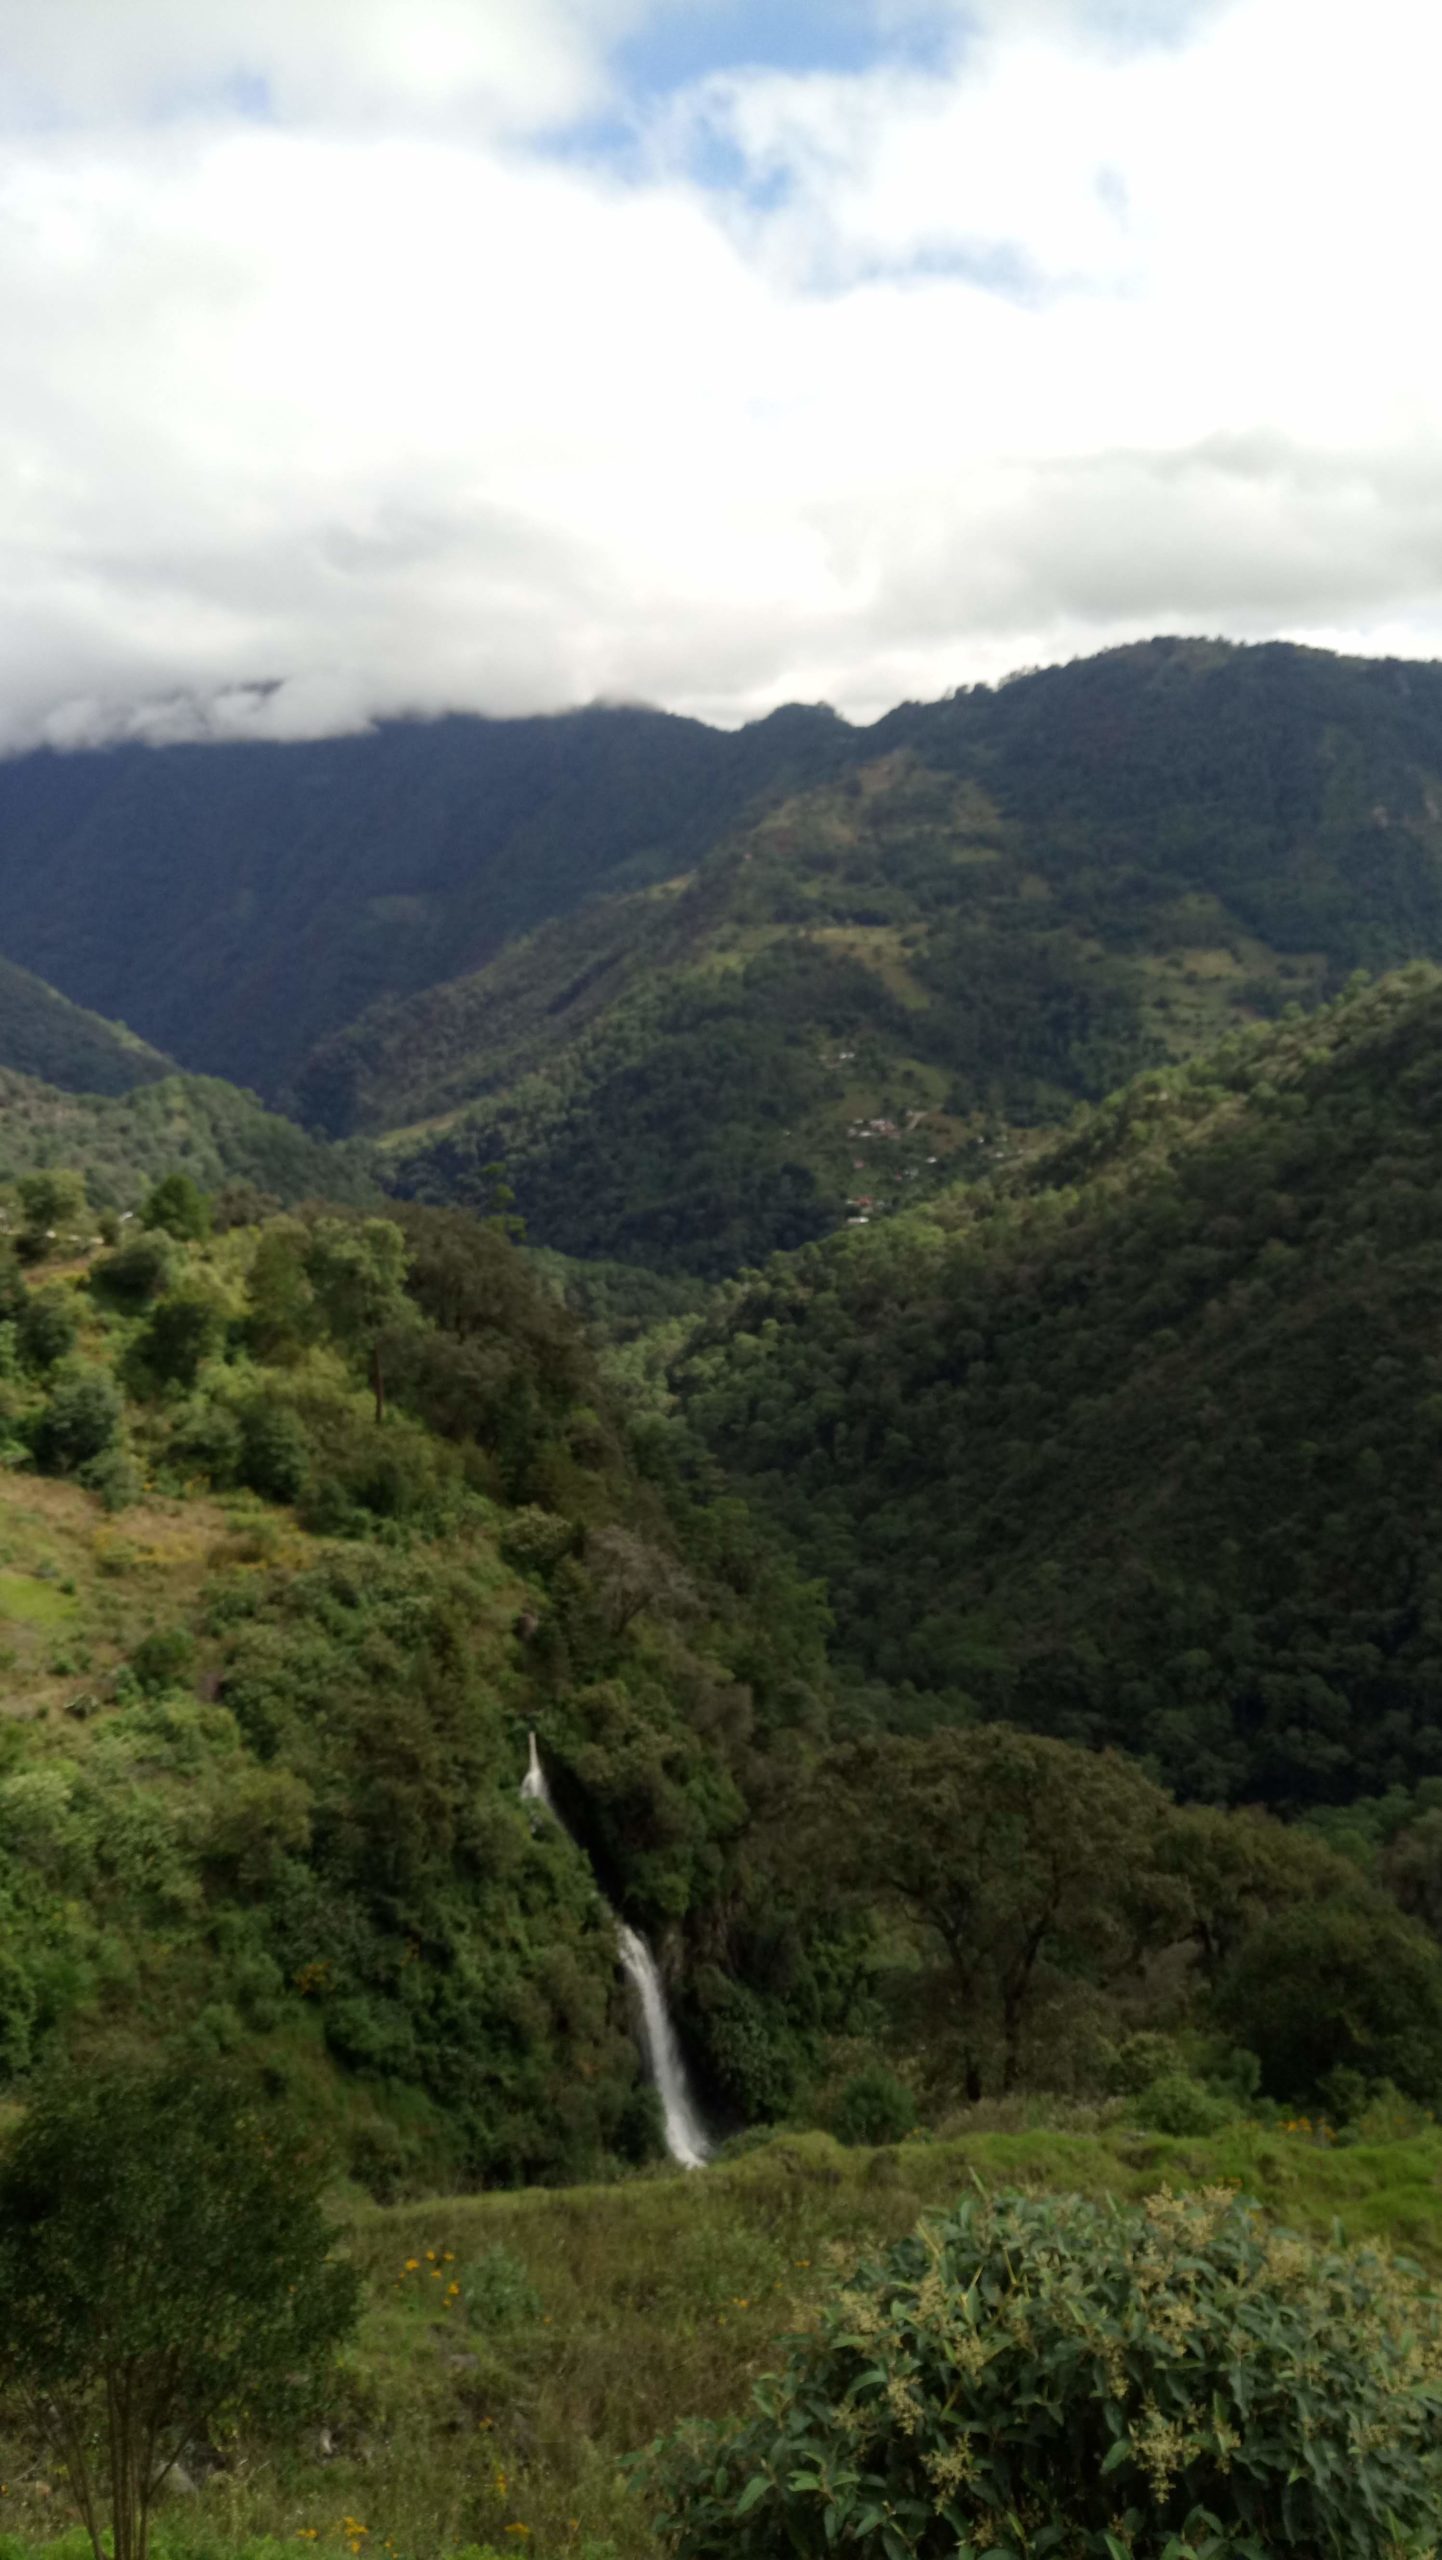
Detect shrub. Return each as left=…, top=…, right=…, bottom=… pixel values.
left=644, top=2187, right=1442, bottom=2560
left=831, top=2064, right=917, bottom=2147
left=1218, top=1898, right=1442, bottom=2106
left=90, top=1233, right=175, bottom=1307
left=139, top=1288, right=225, bottom=1387
left=169, top=1390, right=244, bottom=1484
left=1129, top=2071, right=1233, bottom=2137
left=141, top=1170, right=212, bottom=1240
left=461, top=2243, right=543, bottom=2329
left=78, top=1439, right=141, bottom=1512
left=238, top=1397, right=311, bottom=1503
left=31, top=1363, right=123, bottom=1474
left=16, top=1285, right=78, bottom=1372
left=129, top=1627, right=195, bottom=1696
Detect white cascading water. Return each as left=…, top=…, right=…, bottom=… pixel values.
left=520, top=1728, right=556, bottom=1815
left=614, top=1921, right=711, bottom=2170
left=520, top=1731, right=711, bottom=2168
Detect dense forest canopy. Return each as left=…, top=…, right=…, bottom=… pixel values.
left=10, top=637, right=1442, bottom=1273
left=0, top=957, right=172, bottom=1098
left=0, top=703, right=849, bottom=1093
left=667, top=967, right=1442, bottom=1805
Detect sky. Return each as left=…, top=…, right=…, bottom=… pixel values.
left=1, top=0, right=1440, bottom=749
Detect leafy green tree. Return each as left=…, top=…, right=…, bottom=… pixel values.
left=139, top=1286, right=226, bottom=1388
left=1382, top=1806, right=1442, bottom=1939
left=16, top=1167, right=88, bottom=1260
left=90, top=1231, right=175, bottom=1307
left=306, top=1216, right=411, bottom=1421
left=238, top=1395, right=311, bottom=1502
left=0, top=1243, right=26, bottom=1324
left=834, top=1729, right=1184, bottom=2096
left=31, top=1362, right=123, bottom=1474
left=645, top=2188, right=1442, bottom=2560
left=0, top=2064, right=359, bottom=2560
left=140, top=1171, right=211, bottom=1241
left=245, top=1216, right=319, bottom=1359
left=16, top=1283, right=78, bottom=1372
left=1216, top=1897, right=1442, bottom=2105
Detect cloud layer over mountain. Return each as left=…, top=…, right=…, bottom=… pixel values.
left=1, top=0, right=1437, bottom=746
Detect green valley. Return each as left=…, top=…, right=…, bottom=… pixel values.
left=7, top=645, right=1442, bottom=2560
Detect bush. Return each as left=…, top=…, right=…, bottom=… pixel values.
left=1128, top=2071, right=1235, bottom=2137
left=139, top=1288, right=225, bottom=1387
left=31, top=1363, right=123, bottom=1474
left=1218, top=1898, right=1442, bottom=2106
left=169, top=1390, right=244, bottom=1484
left=831, top=2065, right=917, bottom=2147
left=238, top=1397, right=311, bottom=1503
left=90, top=1233, right=175, bottom=1307
left=16, top=1285, right=78, bottom=1373
left=644, top=2188, right=1442, bottom=2559
left=141, top=1171, right=212, bottom=1241
left=129, top=1627, right=196, bottom=1696
left=460, top=2244, right=542, bottom=2328
left=78, top=1439, right=141, bottom=1512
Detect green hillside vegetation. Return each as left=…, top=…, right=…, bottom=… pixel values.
left=356, top=636, right=1442, bottom=1272
left=2, top=2127, right=1441, bottom=2560
left=11, top=646, right=1442, bottom=2557
left=668, top=965, right=1442, bottom=1806
left=0, top=954, right=172, bottom=1096
left=7, top=1146, right=1442, bottom=2185
left=0, top=1186, right=846, bottom=2187
left=0, top=1068, right=378, bottom=1211
left=0, top=705, right=850, bottom=1093
left=8, top=642, right=1442, bottom=1276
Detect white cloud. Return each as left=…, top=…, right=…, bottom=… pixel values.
left=0, top=0, right=1441, bottom=750
left=0, top=0, right=647, bottom=134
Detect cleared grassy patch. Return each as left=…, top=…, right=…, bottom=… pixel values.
left=5, top=2124, right=1437, bottom=2560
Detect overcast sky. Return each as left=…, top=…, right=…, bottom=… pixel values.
left=1, top=0, right=1439, bottom=749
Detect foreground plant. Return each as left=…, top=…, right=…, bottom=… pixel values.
left=644, top=2185, right=1442, bottom=2559
left=0, top=2063, right=359, bottom=2560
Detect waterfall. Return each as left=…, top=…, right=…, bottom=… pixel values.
left=615, top=1921, right=711, bottom=2170
left=521, top=1728, right=555, bottom=1816
left=520, top=1730, right=712, bottom=2169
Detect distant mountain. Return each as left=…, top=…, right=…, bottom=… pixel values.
left=0, top=703, right=850, bottom=1095
left=668, top=965, right=1442, bottom=1805
left=346, top=638, right=1442, bottom=1270
left=8, top=638, right=1442, bottom=1271
left=0, top=952, right=172, bottom=1095
left=0, top=1066, right=377, bottom=1209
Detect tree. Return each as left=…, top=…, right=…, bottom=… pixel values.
left=139, top=1286, right=226, bottom=1387
left=0, top=2065, right=359, bottom=2560
left=16, top=1283, right=79, bottom=1372
left=305, top=1217, right=411, bottom=1422
left=1382, top=1806, right=1442, bottom=1939
left=31, top=1362, right=123, bottom=1474
left=16, top=1168, right=88, bottom=1260
left=833, top=1729, right=1184, bottom=2097
left=1216, top=1896, right=1442, bottom=2105
left=140, top=1172, right=211, bottom=1242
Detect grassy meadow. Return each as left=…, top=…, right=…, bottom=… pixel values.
left=2, top=2124, right=1440, bottom=2560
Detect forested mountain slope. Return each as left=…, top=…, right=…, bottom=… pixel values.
left=0, top=954, right=172, bottom=1095
left=0, top=1066, right=377, bottom=1208
left=0, top=704, right=849, bottom=1093
left=669, top=966, right=1442, bottom=1804
left=0, top=1181, right=838, bottom=2182
left=314, top=638, right=1442, bottom=1272
left=4, top=639, right=1442, bottom=1155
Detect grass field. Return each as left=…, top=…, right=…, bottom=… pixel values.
left=3, top=2121, right=1438, bottom=2560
